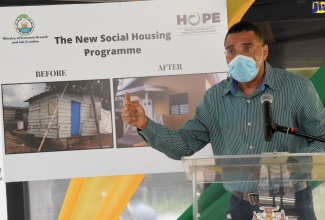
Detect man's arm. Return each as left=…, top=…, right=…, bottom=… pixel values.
left=292, top=80, right=325, bottom=153
left=121, top=92, right=212, bottom=159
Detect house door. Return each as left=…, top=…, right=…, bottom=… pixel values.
left=71, top=101, right=81, bottom=136
left=142, top=99, right=153, bottom=120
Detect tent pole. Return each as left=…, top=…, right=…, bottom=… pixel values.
left=89, top=82, right=102, bottom=148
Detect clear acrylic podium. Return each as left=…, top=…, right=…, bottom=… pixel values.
left=182, top=153, right=325, bottom=220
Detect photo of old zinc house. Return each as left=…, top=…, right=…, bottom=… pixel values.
left=26, top=83, right=113, bottom=151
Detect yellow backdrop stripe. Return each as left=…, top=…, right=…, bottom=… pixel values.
left=58, top=178, right=85, bottom=220
left=95, top=174, right=145, bottom=220
left=59, top=175, right=145, bottom=220
left=227, top=0, right=255, bottom=29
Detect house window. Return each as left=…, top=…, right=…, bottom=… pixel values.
left=169, top=93, right=189, bottom=115
left=15, top=110, right=24, bottom=121
left=48, top=97, right=57, bottom=115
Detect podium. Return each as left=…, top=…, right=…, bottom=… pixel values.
left=182, top=153, right=325, bottom=220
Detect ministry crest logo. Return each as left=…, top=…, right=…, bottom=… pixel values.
left=15, top=14, right=35, bottom=35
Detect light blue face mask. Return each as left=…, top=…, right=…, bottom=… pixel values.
left=228, top=55, right=262, bottom=83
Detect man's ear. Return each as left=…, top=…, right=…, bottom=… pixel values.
left=262, top=44, right=269, bottom=60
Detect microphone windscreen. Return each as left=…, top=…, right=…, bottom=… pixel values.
left=260, top=93, right=273, bottom=103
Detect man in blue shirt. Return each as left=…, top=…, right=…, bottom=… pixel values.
left=122, top=21, right=325, bottom=219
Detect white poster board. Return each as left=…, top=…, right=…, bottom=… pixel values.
left=0, top=0, right=228, bottom=182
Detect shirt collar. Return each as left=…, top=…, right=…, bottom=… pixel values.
left=263, top=62, right=277, bottom=91
left=222, top=61, right=277, bottom=96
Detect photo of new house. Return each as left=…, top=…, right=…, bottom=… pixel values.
left=2, top=79, right=113, bottom=154
left=113, top=72, right=227, bottom=148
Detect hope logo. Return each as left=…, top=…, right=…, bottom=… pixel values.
left=177, top=12, right=220, bottom=26
left=15, top=14, right=35, bottom=35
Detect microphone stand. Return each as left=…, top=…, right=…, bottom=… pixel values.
left=269, top=123, right=325, bottom=143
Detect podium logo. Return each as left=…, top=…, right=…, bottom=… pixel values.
left=177, top=12, right=220, bottom=26
left=312, top=1, right=325, bottom=13
left=15, top=14, right=35, bottom=35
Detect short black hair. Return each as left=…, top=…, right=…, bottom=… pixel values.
left=225, top=21, right=265, bottom=45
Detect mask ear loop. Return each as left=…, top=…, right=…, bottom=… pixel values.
left=255, top=48, right=264, bottom=68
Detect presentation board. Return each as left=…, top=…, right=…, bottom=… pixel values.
left=0, top=0, right=228, bottom=182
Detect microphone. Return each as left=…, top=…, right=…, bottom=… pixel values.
left=260, top=93, right=275, bottom=142
left=259, top=93, right=325, bottom=143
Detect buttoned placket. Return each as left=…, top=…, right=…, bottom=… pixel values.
left=247, top=85, right=266, bottom=152
left=245, top=98, right=254, bottom=151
